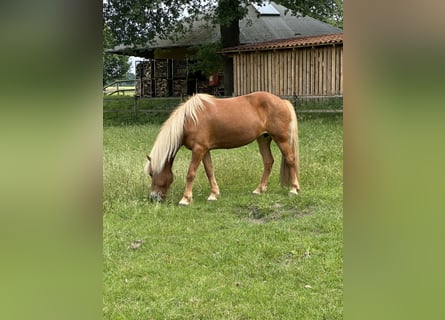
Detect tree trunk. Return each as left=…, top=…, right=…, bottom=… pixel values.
left=218, top=0, right=240, bottom=96
left=221, top=56, right=234, bottom=96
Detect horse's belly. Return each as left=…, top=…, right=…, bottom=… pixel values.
left=184, top=108, right=266, bottom=150
left=210, top=127, right=261, bottom=149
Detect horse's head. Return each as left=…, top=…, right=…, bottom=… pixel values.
left=144, top=155, right=173, bottom=202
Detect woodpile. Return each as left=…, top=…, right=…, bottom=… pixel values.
left=155, top=60, right=168, bottom=78
left=135, top=61, right=153, bottom=97
left=155, top=78, right=169, bottom=97
left=173, top=79, right=187, bottom=96
left=135, top=59, right=217, bottom=97
left=173, top=60, right=187, bottom=78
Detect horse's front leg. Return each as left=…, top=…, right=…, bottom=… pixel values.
left=179, top=148, right=206, bottom=205
left=202, top=151, right=220, bottom=201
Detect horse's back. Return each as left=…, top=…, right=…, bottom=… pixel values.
left=188, top=96, right=264, bottom=148
left=210, top=92, right=285, bottom=116
left=182, top=92, right=291, bottom=150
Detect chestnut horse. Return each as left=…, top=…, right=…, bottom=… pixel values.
left=144, top=91, right=300, bottom=205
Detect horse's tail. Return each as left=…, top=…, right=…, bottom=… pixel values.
left=280, top=99, right=299, bottom=187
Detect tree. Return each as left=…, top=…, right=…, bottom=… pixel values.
left=103, top=24, right=130, bottom=86
left=187, top=43, right=224, bottom=77
left=325, top=0, right=343, bottom=29
left=103, top=0, right=341, bottom=94
left=126, top=72, right=136, bottom=81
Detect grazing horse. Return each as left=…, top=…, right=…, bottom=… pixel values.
left=144, top=91, right=300, bottom=205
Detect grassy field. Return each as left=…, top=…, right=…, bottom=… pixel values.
left=103, top=111, right=343, bottom=319
left=103, top=96, right=342, bottom=112
left=104, top=86, right=136, bottom=96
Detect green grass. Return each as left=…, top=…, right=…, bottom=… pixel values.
left=104, top=86, right=136, bottom=96
left=103, top=97, right=182, bottom=125
left=103, top=112, right=343, bottom=319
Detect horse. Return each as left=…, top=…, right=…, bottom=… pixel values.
left=144, top=91, right=300, bottom=205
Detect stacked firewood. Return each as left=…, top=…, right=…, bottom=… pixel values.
left=155, top=78, right=169, bottom=97
left=155, top=60, right=168, bottom=77
left=136, top=61, right=153, bottom=97
left=173, top=79, right=187, bottom=96
left=173, top=60, right=187, bottom=78
left=135, top=59, right=214, bottom=97
left=141, top=80, right=153, bottom=97
left=153, top=60, right=169, bottom=96
left=136, top=61, right=151, bottom=78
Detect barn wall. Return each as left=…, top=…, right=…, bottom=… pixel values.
left=233, top=45, right=343, bottom=97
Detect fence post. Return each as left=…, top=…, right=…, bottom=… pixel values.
left=293, top=94, right=298, bottom=109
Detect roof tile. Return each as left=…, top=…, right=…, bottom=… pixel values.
left=221, top=33, right=343, bottom=53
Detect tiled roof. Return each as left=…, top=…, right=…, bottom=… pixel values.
left=220, top=33, right=343, bottom=53
left=108, top=2, right=342, bottom=57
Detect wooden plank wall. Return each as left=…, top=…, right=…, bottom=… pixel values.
left=233, top=45, right=343, bottom=97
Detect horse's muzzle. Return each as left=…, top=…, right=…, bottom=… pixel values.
left=150, top=192, right=164, bottom=203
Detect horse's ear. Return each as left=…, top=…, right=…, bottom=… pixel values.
left=146, top=155, right=151, bottom=161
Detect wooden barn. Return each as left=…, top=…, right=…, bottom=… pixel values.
left=220, top=33, right=343, bottom=97
left=107, top=2, right=342, bottom=98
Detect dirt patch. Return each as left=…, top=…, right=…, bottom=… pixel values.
left=239, top=203, right=313, bottom=223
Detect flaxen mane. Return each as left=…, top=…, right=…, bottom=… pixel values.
left=148, top=94, right=214, bottom=174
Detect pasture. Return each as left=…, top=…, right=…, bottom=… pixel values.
left=103, top=110, right=343, bottom=319
left=103, top=86, right=136, bottom=96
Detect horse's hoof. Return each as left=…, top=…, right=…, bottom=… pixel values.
left=289, top=190, right=299, bottom=196
left=253, top=186, right=266, bottom=195
left=207, top=195, right=218, bottom=201
left=179, top=197, right=191, bottom=205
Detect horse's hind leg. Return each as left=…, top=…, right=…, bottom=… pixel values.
left=274, top=139, right=300, bottom=195
left=253, top=134, right=274, bottom=195
left=202, top=151, right=220, bottom=201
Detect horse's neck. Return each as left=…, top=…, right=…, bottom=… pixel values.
left=162, top=157, right=175, bottom=173
left=153, top=146, right=178, bottom=175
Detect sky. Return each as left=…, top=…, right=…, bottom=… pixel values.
left=128, top=56, right=144, bottom=74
